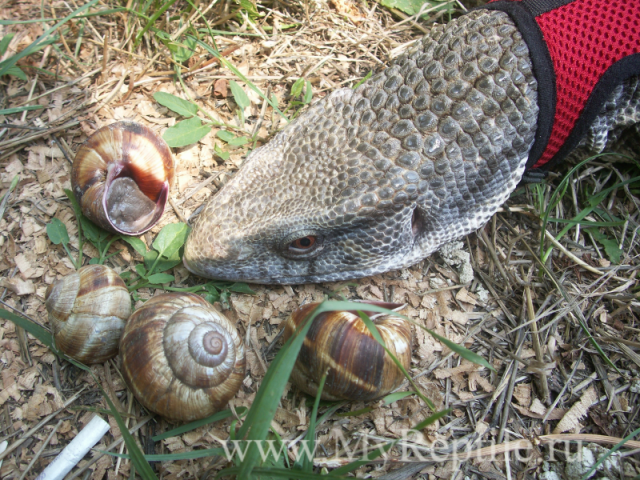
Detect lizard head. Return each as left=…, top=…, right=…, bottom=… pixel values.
left=183, top=9, right=539, bottom=284
left=183, top=89, right=426, bottom=284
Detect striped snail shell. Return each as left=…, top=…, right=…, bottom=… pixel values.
left=45, top=264, right=131, bottom=364
left=120, top=293, right=246, bottom=422
left=71, top=121, right=174, bottom=235
left=283, top=301, right=412, bottom=401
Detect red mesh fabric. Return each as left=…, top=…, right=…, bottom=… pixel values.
left=534, top=0, right=640, bottom=167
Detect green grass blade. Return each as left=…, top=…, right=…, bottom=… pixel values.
left=107, top=447, right=226, bottom=461
left=218, top=466, right=348, bottom=479
left=580, top=427, right=640, bottom=480
left=0, top=308, right=54, bottom=350
left=191, top=37, right=288, bottom=123
left=96, top=382, right=157, bottom=479
left=411, top=408, right=451, bottom=430
left=0, top=8, right=127, bottom=25
left=0, top=106, right=44, bottom=115
left=424, top=327, right=495, bottom=372
left=0, top=0, right=99, bottom=77
left=134, top=0, right=178, bottom=47
left=294, top=372, right=327, bottom=471
left=152, top=407, right=247, bottom=441
left=331, top=439, right=397, bottom=476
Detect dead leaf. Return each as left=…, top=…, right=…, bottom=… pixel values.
left=553, top=385, right=598, bottom=433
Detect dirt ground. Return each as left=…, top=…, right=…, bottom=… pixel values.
left=1, top=0, right=639, bottom=478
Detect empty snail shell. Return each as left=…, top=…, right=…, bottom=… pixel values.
left=71, top=121, right=174, bottom=235
left=283, top=301, right=412, bottom=401
left=120, top=292, right=246, bottom=422
left=45, top=264, right=131, bottom=364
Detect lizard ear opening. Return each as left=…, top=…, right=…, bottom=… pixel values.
left=411, top=207, right=423, bottom=237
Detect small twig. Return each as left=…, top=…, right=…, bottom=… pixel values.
left=18, top=420, right=62, bottom=480
left=168, top=196, right=188, bottom=224
left=523, top=265, right=549, bottom=403
left=480, top=229, right=514, bottom=289
left=0, top=121, right=80, bottom=151
left=0, top=388, right=86, bottom=461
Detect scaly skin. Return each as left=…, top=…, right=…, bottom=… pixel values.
left=182, top=9, right=637, bottom=284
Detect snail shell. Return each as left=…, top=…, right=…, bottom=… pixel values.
left=45, top=264, right=131, bottom=364
left=71, top=121, right=174, bottom=235
left=120, top=292, right=246, bottom=422
left=283, top=301, right=412, bottom=401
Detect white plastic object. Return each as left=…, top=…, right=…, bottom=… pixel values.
left=35, top=415, right=110, bottom=480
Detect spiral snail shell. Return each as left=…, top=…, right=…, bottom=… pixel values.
left=71, top=121, right=174, bottom=235
left=120, top=292, right=246, bottom=421
left=45, top=264, right=131, bottom=364
left=283, top=301, right=412, bottom=401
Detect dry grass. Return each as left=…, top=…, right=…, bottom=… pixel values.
left=0, top=0, right=639, bottom=479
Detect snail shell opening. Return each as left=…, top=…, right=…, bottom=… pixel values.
left=72, top=121, right=174, bottom=235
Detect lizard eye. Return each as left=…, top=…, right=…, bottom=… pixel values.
left=282, top=234, right=324, bottom=258
left=290, top=236, right=316, bottom=250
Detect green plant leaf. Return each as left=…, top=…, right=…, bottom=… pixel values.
left=587, top=228, right=622, bottom=264
left=229, top=80, right=250, bottom=110
left=121, top=236, right=148, bottom=256
left=377, top=0, right=447, bottom=16
left=147, top=256, right=181, bottom=279
left=152, top=222, right=190, bottom=259
left=291, top=77, right=304, bottom=97
left=383, top=391, right=414, bottom=405
left=154, top=92, right=198, bottom=117
left=79, top=216, right=110, bottom=244
left=163, top=117, right=210, bottom=147
left=228, top=136, right=248, bottom=146
left=214, top=143, right=230, bottom=160
left=146, top=273, right=174, bottom=284
left=173, top=35, right=197, bottom=63
left=0, top=33, right=14, bottom=56
left=229, top=282, right=256, bottom=295
left=237, top=0, right=259, bottom=19
left=46, top=218, right=70, bottom=245
left=216, top=130, right=236, bottom=143
left=135, top=264, right=147, bottom=278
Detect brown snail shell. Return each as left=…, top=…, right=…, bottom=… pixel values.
left=45, top=264, right=131, bottom=364
left=71, top=121, right=174, bottom=235
left=120, top=292, right=246, bottom=422
left=283, top=301, right=412, bottom=401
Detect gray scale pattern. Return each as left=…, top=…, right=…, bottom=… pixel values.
left=183, top=9, right=638, bottom=284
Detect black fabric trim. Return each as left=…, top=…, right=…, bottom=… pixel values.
left=522, top=0, right=576, bottom=17
left=480, top=1, right=556, bottom=170
left=538, top=54, right=640, bottom=172
left=520, top=168, right=549, bottom=183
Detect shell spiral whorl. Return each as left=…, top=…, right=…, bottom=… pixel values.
left=120, top=293, right=246, bottom=421
left=44, top=264, right=131, bottom=364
